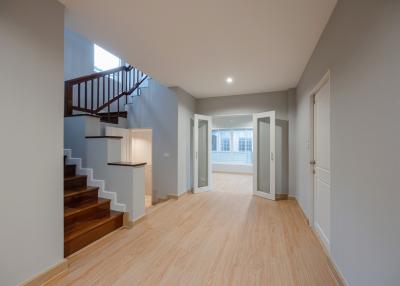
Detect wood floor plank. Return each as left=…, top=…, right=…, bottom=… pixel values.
left=47, top=173, right=338, bottom=286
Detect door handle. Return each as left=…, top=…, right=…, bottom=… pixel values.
left=271, top=152, right=274, bottom=161
left=310, top=160, right=316, bottom=165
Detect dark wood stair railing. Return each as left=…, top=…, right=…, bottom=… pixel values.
left=65, top=65, right=148, bottom=121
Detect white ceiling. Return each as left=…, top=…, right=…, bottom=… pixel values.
left=60, top=0, right=337, bottom=98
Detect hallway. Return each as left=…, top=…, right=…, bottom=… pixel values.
left=48, top=173, right=338, bottom=286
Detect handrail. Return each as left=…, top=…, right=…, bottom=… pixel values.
left=94, top=75, right=148, bottom=113
left=65, top=65, right=132, bottom=85
left=64, top=65, right=147, bottom=117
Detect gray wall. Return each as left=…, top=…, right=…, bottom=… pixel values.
left=64, top=29, right=196, bottom=199
left=295, top=1, right=400, bottom=285
left=64, top=27, right=94, bottom=80
left=64, top=28, right=127, bottom=112
left=196, top=91, right=290, bottom=120
left=197, top=91, right=295, bottom=196
left=0, top=1, right=64, bottom=285
left=212, top=114, right=253, bottom=129
left=126, top=80, right=179, bottom=199
left=175, top=87, right=196, bottom=195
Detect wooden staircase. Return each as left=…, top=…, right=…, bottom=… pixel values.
left=64, top=156, right=123, bottom=257
left=64, top=65, right=147, bottom=120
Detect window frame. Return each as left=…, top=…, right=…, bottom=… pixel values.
left=238, top=137, right=252, bottom=152
left=220, top=137, right=231, bottom=152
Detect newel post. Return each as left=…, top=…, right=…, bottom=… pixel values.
left=64, top=81, right=73, bottom=116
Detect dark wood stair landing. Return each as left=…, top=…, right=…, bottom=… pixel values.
left=63, top=156, right=123, bottom=257
left=98, top=111, right=127, bottom=124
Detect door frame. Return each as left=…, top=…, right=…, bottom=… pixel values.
left=253, top=110, right=276, bottom=200
left=193, top=114, right=212, bottom=193
left=309, top=70, right=331, bottom=251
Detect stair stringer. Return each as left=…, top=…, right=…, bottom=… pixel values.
left=64, top=149, right=127, bottom=212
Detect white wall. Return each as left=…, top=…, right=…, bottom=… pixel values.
left=197, top=91, right=294, bottom=196
left=0, top=1, right=64, bottom=285
left=212, top=164, right=253, bottom=174
left=295, top=1, right=400, bottom=285
left=86, top=138, right=145, bottom=220
left=212, top=114, right=253, bottom=129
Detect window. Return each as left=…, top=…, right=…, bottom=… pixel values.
left=211, top=128, right=253, bottom=164
left=94, top=44, right=121, bottom=72
left=219, top=130, right=231, bottom=152
left=220, top=138, right=230, bottom=152
left=212, top=133, right=217, bottom=151
left=239, top=138, right=252, bottom=152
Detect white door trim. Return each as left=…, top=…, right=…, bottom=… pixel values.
left=309, top=71, right=331, bottom=252
left=193, top=114, right=212, bottom=193
left=253, top=111, right=276, bottom=200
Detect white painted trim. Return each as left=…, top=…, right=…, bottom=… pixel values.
left=314, top=222, right=330, bottom=250
left=64, top=149, right=126, bottom=212
left=252, top=111, right=276, bottom=200
left=193, top=114, right=212, bottom=193
left=309, top=70, right=331, bottom=253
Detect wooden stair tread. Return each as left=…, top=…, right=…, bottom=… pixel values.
left=64, top=186, right=98, bottom=198
left=64, top=175, right=86, bottom=182
left=63, top=158, right=122, bottom=256
left=64, top=198, right=110, bottom=218
left=64, top=211, right=123, bottom=242
left=98, top=111, right=127, bottom=118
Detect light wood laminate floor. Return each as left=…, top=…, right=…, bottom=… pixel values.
left=145, top=195, right=152, bottom=208
left=48, top=173, right=338, bottom=286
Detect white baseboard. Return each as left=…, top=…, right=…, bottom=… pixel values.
left=291, top=196, right=347, bottom=286
left=167, top=190, right=190, bottom=200
left=64, top=149, right=126, bottom=212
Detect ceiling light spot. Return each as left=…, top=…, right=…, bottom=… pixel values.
left=226, top=77, right=233, bottom=84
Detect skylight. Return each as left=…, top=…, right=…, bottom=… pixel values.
left=94, top=44, right=121, bottom=72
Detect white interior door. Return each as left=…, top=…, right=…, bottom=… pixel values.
left=193, top=114, right=212, bottom=193
left=313, top=79, right=331, bottom=251
left=253, top=111, right=275, bottom=200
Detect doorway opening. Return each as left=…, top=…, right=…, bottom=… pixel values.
left=193, top=112, right=289, bottom=200
left=210, top=115, right=254, bottom=194
left=105, top=127, right=153, bottom=209
left=131, top=129, right=153, bottom=208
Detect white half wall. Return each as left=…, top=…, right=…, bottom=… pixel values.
left=86, top=138, right=145, bottom=220
left=0, top=1, right=64, bottom=285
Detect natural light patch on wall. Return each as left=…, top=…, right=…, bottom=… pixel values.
left=94, top=44, right=121, bottom=72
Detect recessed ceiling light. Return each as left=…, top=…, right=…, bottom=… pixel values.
left=226, top=77, right=233, bottom=84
